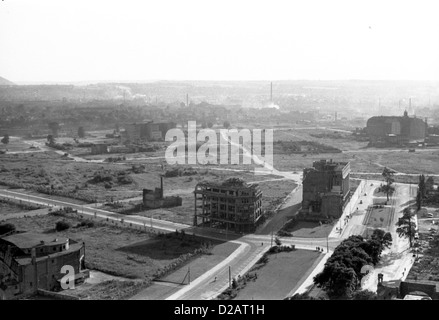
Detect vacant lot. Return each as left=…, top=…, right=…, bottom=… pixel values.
left=5, top=213, right=221, bottom=280
left=281, top=221, right=335, bottom=238
left=234, top=249, right=322, bottom=300
left=0, top=200, right=27, bottom=215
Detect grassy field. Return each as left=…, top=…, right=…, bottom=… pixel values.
left=0, top=136, right=40, bottom=152
left=365, top=207, right=391, bottom=229
left=0, top=200, right=27, bottom=215
left=233, top=249, right=322, bottom=300
left=5, top=213, right=221, bottom=279
left=282, top=221, right=335, bottom=238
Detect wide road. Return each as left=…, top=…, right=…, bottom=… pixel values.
left=0, top=187, right=343, bottom=300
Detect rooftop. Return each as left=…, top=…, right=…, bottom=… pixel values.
left=196, top=178, right=259, bottom=190
left=1, top=232, right=69, bottom=250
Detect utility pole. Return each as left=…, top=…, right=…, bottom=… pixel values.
left=327, top=234, right=329, bottom=253
left=229, top=266, right=231, bottom=288
left=188, top=267, right=191, bottom=284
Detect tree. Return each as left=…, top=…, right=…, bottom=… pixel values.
left=416, top=190, right=422, bottom=211
left=287, top=292, right=325, bottom=300
left=396, top=207, right=416, bottom=247
left=314, top=261, right=358, bottom=298
left=274, top=237, right=282, bottom=246
left=48, top=121, right=60, bottom=137
left=371, top=229, right=392, bottom=249
left=77, top=126, right=85, bottom=138
left=382, top=167, right=395, bottom=201
left=1, top=134, right=9, bottom=145
left=223, top=121, right=230, bottom=129
left=419, top=174, right=426, bottom=198
left=351, top=290, right=378, bottom=300
left=55, top=221, right=71, bottom=231
left=207, top=122, right=214, bottom=128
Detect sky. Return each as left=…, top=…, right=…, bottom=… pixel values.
left=1, top=0, right=439, bottom=83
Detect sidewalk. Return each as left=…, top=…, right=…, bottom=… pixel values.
left=164, top=240, right=249, bottom=300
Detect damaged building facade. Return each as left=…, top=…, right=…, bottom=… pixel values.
left=299, top=159, right=351, bottom=221
left=194, top=178, right=263, bottom=233
left=0, top=232, right=88, bottom=300
left=143, top=176, right=182, bottom=209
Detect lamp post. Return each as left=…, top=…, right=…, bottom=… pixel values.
left=326, top=234, right=329, bottom=253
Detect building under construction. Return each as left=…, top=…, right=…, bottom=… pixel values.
left=194, top=178, right=263, bottom=233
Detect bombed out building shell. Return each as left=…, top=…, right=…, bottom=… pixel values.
left=194, top=178, right=263, bottom=233
left=300, top=159, right=351, bottom=220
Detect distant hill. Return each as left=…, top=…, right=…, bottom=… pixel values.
left=0, top=76, right=15, bottom=86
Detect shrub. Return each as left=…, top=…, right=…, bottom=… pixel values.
left=55, top=220, right=71, bottom=231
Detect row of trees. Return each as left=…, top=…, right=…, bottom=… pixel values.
left=313, top=230, right=392, bottom=298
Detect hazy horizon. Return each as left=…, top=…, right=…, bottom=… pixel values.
left=2, top=0, right=439, bottom=83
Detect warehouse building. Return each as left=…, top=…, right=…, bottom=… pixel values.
left=366, top=110, right=427, bottom=146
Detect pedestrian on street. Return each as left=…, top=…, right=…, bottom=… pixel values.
left=214, top=277, right=217, bottom=282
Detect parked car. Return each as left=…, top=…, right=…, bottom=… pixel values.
left=426, top=213, right=434, bottom=218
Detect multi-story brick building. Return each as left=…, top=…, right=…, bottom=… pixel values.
left=194, top=178, right=263, bottom=233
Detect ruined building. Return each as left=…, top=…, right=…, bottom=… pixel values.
left=194, top=178, right=263, bottom=233
left=0, top=232, right=88, bottom=300
left=143, top=176, right=182, bottom=209
left=300, top=159, right=351, bottom=220
left=90, top=143, right=108, bottom=155
left=366, top=110, right=427, bottom=146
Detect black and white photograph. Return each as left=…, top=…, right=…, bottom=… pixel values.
left=1, top=0, right=439, bottom=311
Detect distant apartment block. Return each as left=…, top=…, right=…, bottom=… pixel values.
left=300, top=159, right=351, bottom=220
left=0, top=232, right=88, bottom=300
left=124, top=121, right=176, bottom=142
left=194, top=178, right=263, bottom=233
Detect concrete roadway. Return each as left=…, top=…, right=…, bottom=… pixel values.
left=1, top=180, right=417, bottom=299
left=0, top=187, right=343, bottom=300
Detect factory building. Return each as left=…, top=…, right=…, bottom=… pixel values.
left=194, top=178, right=263, bottom=233
left=300, top=159, right=351, bottom=220
left=366, top=111, right=427, bottom=146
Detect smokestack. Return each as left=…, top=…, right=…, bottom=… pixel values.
left=270, top=82, right=273, bottom=103
left=186, top=93, right=189, bottom=107
left=160, top=176, right=164, bottom=199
